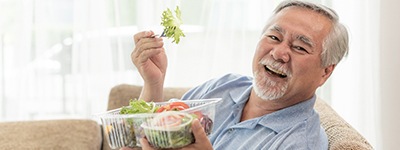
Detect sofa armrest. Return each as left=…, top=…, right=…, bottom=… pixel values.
left=315, top=99, right=374, bottom=150
left=0, top=119, right=102, bottom=150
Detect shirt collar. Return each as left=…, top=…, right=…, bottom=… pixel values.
left=228, top=85, right=252, bottom=104
left=230, top=87, right=317, bottom=132
left=258, top=95, right=317, bottom=132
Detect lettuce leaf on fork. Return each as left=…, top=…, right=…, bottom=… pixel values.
left=161, top=6, right=185, bottom=44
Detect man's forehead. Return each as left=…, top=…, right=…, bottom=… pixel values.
left=270, top=8, right=332, bottom=43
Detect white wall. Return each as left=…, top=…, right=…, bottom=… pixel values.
left=380, top=0, right=400, bottom=149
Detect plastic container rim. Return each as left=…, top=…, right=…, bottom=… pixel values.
left=95, top=98, right=222, bottom=119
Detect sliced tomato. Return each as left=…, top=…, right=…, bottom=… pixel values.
left=169, top=105, right=185, bottom=111
left=153, top=113, right=185, bottom=127
left=169, top=101, right=189, bottom=109
left=155, top=101, right=189, bottom=113
left=155, top=105, right=169, bottom=113
left=160, top=115, right=182, bottom=127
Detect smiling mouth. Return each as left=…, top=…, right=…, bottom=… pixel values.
left=265, top=65, right=288, bottom=78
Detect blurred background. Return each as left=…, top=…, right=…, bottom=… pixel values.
left=1, top=0, right=399, bottom=149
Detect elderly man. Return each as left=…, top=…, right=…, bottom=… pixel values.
left=129, top=0, right=348, bottom=149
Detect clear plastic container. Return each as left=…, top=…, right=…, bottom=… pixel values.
left=141, top=111, right=194, bottom=148
left=97, top=98, right=221, bottom=149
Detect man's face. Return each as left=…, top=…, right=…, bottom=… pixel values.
left=252, top=7, right=333, bottom=101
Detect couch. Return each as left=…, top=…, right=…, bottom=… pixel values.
left=0, top=84, right=374, bottom=150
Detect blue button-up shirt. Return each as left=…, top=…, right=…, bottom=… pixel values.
left=182, top=73, right=328, bottom=150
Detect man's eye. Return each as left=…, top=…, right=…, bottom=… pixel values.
left=268, top=35, right=280, bottom=41
left=293, top=46, right=309, bottom=53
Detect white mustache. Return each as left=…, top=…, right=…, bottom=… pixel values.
left=259, top=58, right=291, bottom=77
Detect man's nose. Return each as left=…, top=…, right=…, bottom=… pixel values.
left=271, top=44, right=290, bottom=63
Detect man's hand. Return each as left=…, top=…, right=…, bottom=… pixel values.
left=132, top=30, right=167, bottom=86
left=131, top=31, right=167, bottom=101
left=140, top=119, right=213, bottom=150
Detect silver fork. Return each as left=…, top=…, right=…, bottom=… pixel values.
left=151, top=30, right=166, bottom=38
left=160, top=29, right=166, bottom=37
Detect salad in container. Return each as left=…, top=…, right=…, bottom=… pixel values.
left=97, top=98, right=221, bottom=149
left=141, top=111, right=194, bottom=148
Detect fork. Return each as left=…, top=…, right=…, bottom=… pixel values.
left=151, top=30, right=166, bottom=38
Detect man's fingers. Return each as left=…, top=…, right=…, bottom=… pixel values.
left=137, top=48, right=163, bottom=64
left=134, top=30, right=154, bottom=44
left=140, top=137, right=155, bottom=150
left=133, top=37, right=163, bottom=55
left=137, top=38, right=164, bottom=52
left=132, top=37, right=164, bottom=63
left=191, top=119, right=209, bottom=143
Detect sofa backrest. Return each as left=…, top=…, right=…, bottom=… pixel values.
left=107, top=84, right=190, bottom=110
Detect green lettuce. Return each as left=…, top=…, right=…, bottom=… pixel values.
left=120, top=99, right=157, bottom=114
left=161, top=6, right=185, bottom=44
left=119, top=99, right=158, bottom=147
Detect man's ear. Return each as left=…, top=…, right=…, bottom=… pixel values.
left=319, top=64, right=336, bottom=86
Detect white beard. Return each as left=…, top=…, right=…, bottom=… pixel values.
left=253, top=59, right=289, bottom=101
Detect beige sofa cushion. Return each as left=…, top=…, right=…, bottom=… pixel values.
left=0, top=119, right=102, bottom=150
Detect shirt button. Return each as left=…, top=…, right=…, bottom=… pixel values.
left=228, top=128, right=234, bottom=133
